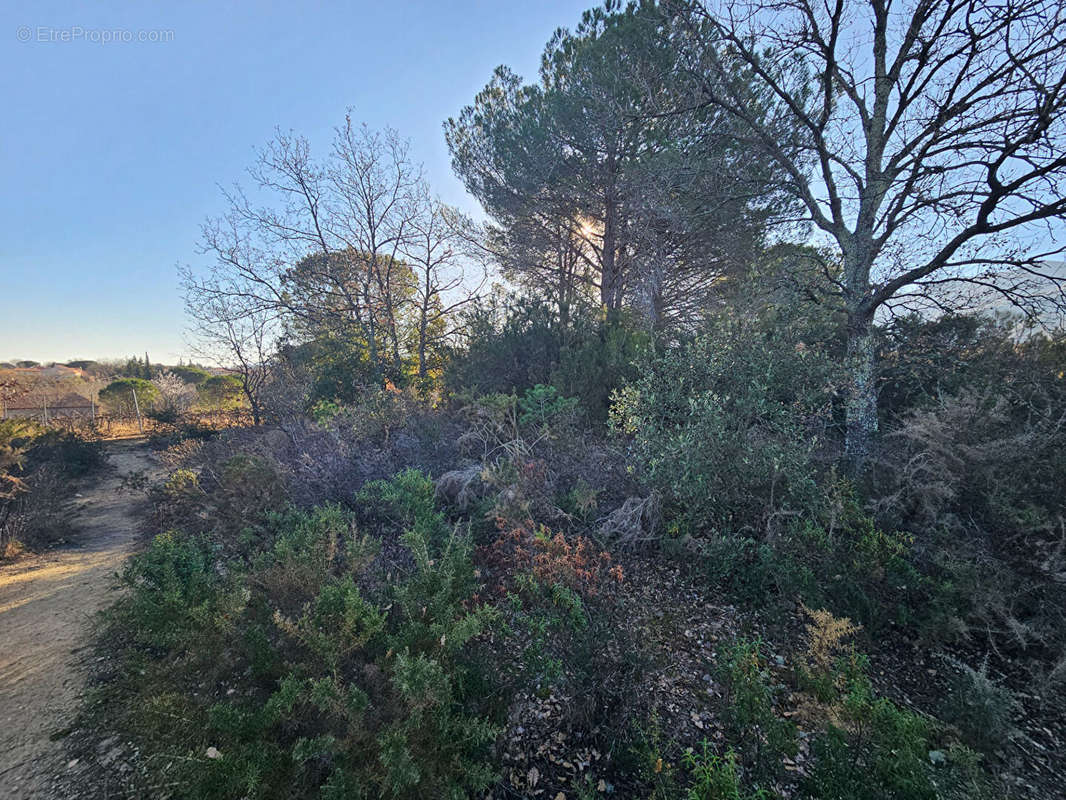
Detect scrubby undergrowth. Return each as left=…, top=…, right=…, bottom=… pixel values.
left=66, top=328, right=1066, bottom=799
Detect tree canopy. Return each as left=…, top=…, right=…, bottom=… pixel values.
left=98, top=378, right=159, bottom=417
left=446, top=1, right=795, bottom=329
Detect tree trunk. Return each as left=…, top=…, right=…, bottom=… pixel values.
left=362, top=284, right=385, bottom=389
left=601, top=198, right=618, bottom=313
left=417, top=313, right=428, bottom=380
left=239, top=379, right=262, bottom=428
left=844, top=313, right=878, bottom=474
left=600, top=154, right=623, bottom=318
left=557, top=249, right=571, bottom=329
left=243, top=380, right=261, bottom=426
left=642, top=266, right=664, bottom=331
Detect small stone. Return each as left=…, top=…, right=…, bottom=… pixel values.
left=205, top=746, right=222, bottom=760
left=67, top=759, right=78, bottom=769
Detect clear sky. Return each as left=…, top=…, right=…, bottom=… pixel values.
left=0, top=0, right=591, bottom=364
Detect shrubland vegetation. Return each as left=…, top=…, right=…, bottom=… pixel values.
left=0, top=420, right=103, bottom=556
left=60, top=0, right=1066, bottom=798
left=0, top=356, right=252, bottom=555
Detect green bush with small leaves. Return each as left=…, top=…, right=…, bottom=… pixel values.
left=518, top=384, right=579, bottom=432
left=99, top=377, right=160, bottom=416
left=805, top=688, right=938, bottom=800
left=684, top=743, right=775, bottom=800
left=940, top=656, right=1016, bottom=754
left=801, top=644, right=996, bottom=800
left=611, top=313, right=837, bottom=536
left=718, top=638, right=797, bottom=784
left=105, top=471, right=500, bottom=799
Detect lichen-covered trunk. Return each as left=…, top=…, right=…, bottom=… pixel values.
left=844, top=315, right=878, bottom=474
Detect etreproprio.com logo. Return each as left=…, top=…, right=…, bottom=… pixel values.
left=16, top=25, right=175, bottom=43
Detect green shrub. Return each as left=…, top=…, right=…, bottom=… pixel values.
left=2, top=424, right=103, bottom=554
left=99, top=377, right=160, bottom=416
left=673, top=478, right=932, bottom=632
left=683, top=744, right=775, bottom=800
left=517, top=384, right=579, bottom=432
left=169, top=364, right=213, bottom=385
left=611, top=313, right=837, bottom=536
left=550, top=314, right=650, bottom=424
left=445, top=297, right=563, bottom=397
left=254, top=504, right=377, bottom=604
left=940, top=655, right=1016, bottom=754
left=779, top=479, right=931, bottom=630
left=805, top=692, right=938, bottom=800
left=197, top=374, right=245, bottom=411
left=0, top=419, right=32, bottom=497
left=718, top=638, right=797, bottom=783
left=117, top=531, right=233, bottom=649
left=0, top=420, right=31, bottom=553
left=279, top=333, right=378, bottom=408
left=681, top=532, right=779, bottom=602
left=445, top=297, right=647, bottom=424
left=356, top=468, right=448, bottom=545
left=23, top=429, right=105, bottom=477
left=107, top=471, right=501, bottom=799
left=799, top=642, right=996, bottom=800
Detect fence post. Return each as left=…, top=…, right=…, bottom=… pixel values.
left=131, top=388, right=143, bottom=435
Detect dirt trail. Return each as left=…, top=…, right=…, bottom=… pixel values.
left=0, top=441, right=157, bottom=799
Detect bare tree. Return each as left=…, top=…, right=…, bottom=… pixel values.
left=182, top=282, right=274, bottom=425
left=330, top=118, right=424, bottom=372
left=189, top=115, right=427, bottom=387
left=402, top=200, right=486, bottom=380
left=672, top=0, right=1066, bottom=468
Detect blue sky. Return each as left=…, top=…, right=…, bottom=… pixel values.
left=0, top=0, right=591, bottom=363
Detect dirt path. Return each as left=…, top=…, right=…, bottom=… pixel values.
left=0, top=441, right=157, bottom=799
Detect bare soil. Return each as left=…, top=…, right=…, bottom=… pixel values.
left=0, top=441, right=157, bottom=799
